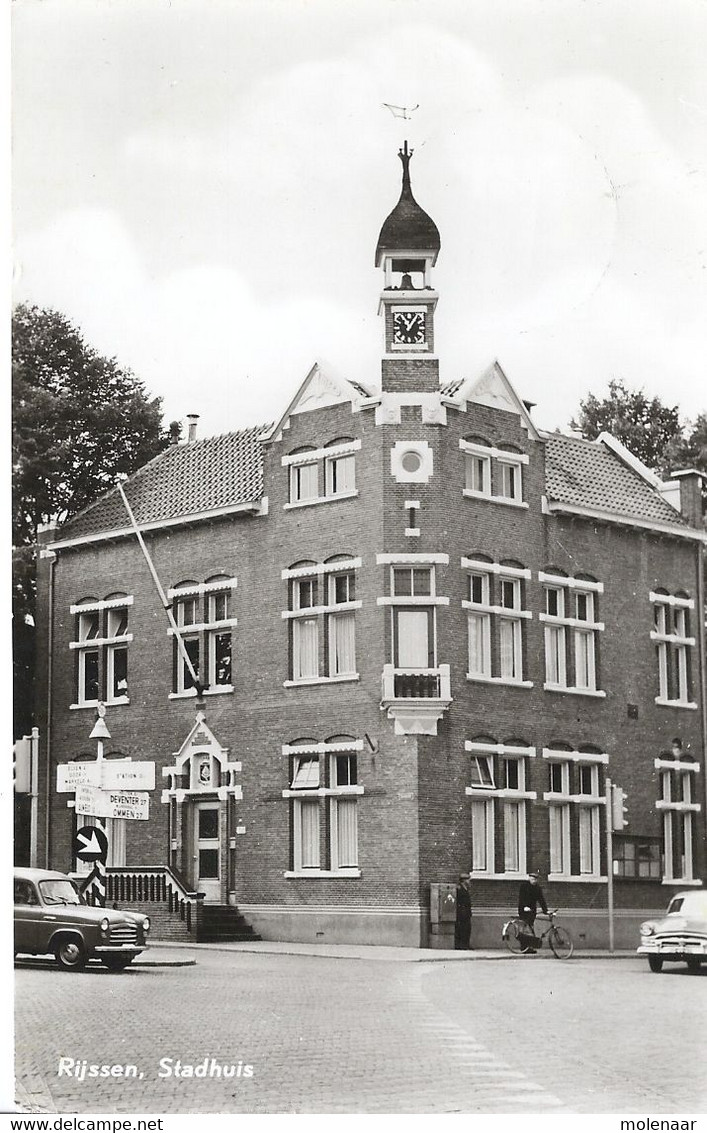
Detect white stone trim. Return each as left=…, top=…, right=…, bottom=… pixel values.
left=69, top=633, right=133, bottom=650
left=465, top=788, right=537, bottom=800
left=462, top=489, right=529, bottom=509
left=462, top=601, right=532, bottom=619
left=377, top=553, right=449, bottom=564
left=462, top=558, right=531, bottom=579
left=654, top=697, right=698, bottom=710
left=650, top=630, right=695, bottom=646
left=466, top=674, right=534, bottom=688
left=656, top=800, right=701, bottom=812
left=282, top=601, right=362, bottom=619
left=167, top=619, right=237, bottom=634
left=378, top=595, right=449, bottom=606
left=284, top=869, right=362, bottom=879
left=459, top=438, right=529, bottom=464
left=543, top=683, right=606, bottom=698
left=404, top=500, right=420, bottom=509
left=281, top=439, right=361, bottom=466
left=466, top=742, right=537, bottom=757
left=284, top=490, right=359, bottom=510
left=70, top=596, right=134, bottom=614
left=654, top=759, right=700, bottom=772
left=538, top=573, right=604, bottom=593
left=281, top=558, right=361, bottom=580
left=543, top=792, right=606, bottom=806
left=649, top=592, right=694, bottom=609
left=547, top=874, right=608, bottom=883
left=283, top=674, right=360, bottom=688
left=168, top=577, right=238, bottom=599
left=282, top=740, right=364, bottom=755
left=540, top=613, right=604, bottom=631
left=405, top=528, right=421, bottom=538
left=542, top=749, right=609, bottom=764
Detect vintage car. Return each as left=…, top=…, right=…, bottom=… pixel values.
left=14, top=867, right=149, bottom=971
left=638, top=889, right=707, bottom=972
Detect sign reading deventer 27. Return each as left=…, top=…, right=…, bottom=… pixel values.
left=74, top=784, right=150, bottom=821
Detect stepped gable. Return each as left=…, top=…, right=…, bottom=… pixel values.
left=59, top=425, right=269, bottom=540
left=544, top=432, right=685, bottom=526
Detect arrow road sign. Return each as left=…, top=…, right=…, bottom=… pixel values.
left=74, top=825, right=109, bottom=863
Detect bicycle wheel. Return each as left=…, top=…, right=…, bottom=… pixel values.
left=548, top=925, right=574, bottom=959
left=503, top=918, right=530, bottom=954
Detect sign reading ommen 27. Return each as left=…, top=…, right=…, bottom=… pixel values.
left=74, top=784, right=150, bottom=821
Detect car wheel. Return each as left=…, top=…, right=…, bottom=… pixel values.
left=54, top=937, right=87, bottom=971
left=102, top=956, right=133, bottom=972
left=648, top=955, right=663, bottom=973
left=686, top=957, right=702, bottom=973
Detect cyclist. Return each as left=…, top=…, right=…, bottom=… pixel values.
left=517, top=871, right=548, bottom=952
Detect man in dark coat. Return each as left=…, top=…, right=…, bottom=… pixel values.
left=455, top=874, right=472, bottom=950
left=518, top=871, right=548, bottom=950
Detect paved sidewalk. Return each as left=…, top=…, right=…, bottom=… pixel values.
left=142, top=938, right=636, bottom=963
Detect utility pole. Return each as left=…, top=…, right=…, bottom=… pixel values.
left=605, top=776, right=614, bottom=953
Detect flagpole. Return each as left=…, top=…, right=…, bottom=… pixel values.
left=116, top=480, right=202, bottom=692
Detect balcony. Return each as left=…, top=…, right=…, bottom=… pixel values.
left=381, top=664, right=452, bottom=735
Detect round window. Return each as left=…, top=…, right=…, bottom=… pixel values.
left=401, top=450, right=423, bottom=473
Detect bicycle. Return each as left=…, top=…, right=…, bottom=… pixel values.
left=502, top=909, right=574, bottom=959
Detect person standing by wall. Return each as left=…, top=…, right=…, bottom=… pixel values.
left=455, top=874, right=472, bottom=950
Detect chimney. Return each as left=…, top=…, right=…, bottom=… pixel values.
left=670, top=469, right=705, bottom=528
left=186, top=414, right=200, bottom=443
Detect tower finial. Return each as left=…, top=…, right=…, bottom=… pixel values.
left=398, top=140, right=413, bottom=190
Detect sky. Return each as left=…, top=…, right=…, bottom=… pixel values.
left=11, top=0, right=707, bottom=441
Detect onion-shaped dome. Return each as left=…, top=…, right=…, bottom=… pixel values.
left=375, top=142, right=441, bottom=266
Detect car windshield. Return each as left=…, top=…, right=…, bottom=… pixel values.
left=38, top=879, right=83, bottom=906
left=667, top=893, right=707, bottom=917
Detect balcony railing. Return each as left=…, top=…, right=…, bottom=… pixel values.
left=382, top=664, right=451, bottom=702
left=380, top=665, right=452, bottom=736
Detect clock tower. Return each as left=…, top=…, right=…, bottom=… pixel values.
left=375, top=141, right=441, bottom=393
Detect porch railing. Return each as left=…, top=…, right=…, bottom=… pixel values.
left=106, top=866, right=202, bottom=933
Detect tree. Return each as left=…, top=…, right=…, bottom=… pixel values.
left=570, top=379, right=682, bottom=472
left=12, top=303, right=173, bottom=734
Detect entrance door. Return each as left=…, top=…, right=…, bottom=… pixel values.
left=194, top=802, right=221, bottom=902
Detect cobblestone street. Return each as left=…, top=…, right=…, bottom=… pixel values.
left=14, top=950, right=707, bottom=1114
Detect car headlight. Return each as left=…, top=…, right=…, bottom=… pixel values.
left=640, top=921, right=656, bottom=936
left=143, top=917, right=150, bottom=933
left=100, top=917, right=110, bottom=934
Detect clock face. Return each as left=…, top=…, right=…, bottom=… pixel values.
left=393, top=309, right=426, bottom=345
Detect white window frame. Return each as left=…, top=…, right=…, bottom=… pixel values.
left=169, top=581, right=238, bottom=697
left=465, top=741, right=536, bottom=878
left=462, top=561, right=532, bottom=687
left=543, top=750, right=608, bottom=880
left=283, top=441, right=361, bottom=509
left=283, top=562, right=361, bottom=686
left=282, top=742, right=364, bottom=877
left=70, top=598, right=133, bottom=709
left=540, top=576, right=605, bottom=697
left=459, top=440, right=529, bottom=509
left=655, top=759, right=702, bottom=884
left=651, top=593, right=696, bottom=708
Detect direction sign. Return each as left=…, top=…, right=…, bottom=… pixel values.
left=57, top=762, right=101, bottom=793
left=74, top=825, right=109, bottom=863
left=58, top=759, right=156, bottom=793
left=75, top=784, right=150, bottom=821
left=100, top=762, right=155, bottom=791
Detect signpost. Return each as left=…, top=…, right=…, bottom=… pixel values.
left=64, top=706, right=157, bottom=907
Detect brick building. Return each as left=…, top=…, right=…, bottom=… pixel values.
left=34, top=143, right=706, bottom=947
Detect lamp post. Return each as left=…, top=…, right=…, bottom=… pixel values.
left=85, top=705, right=111, bottom=907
